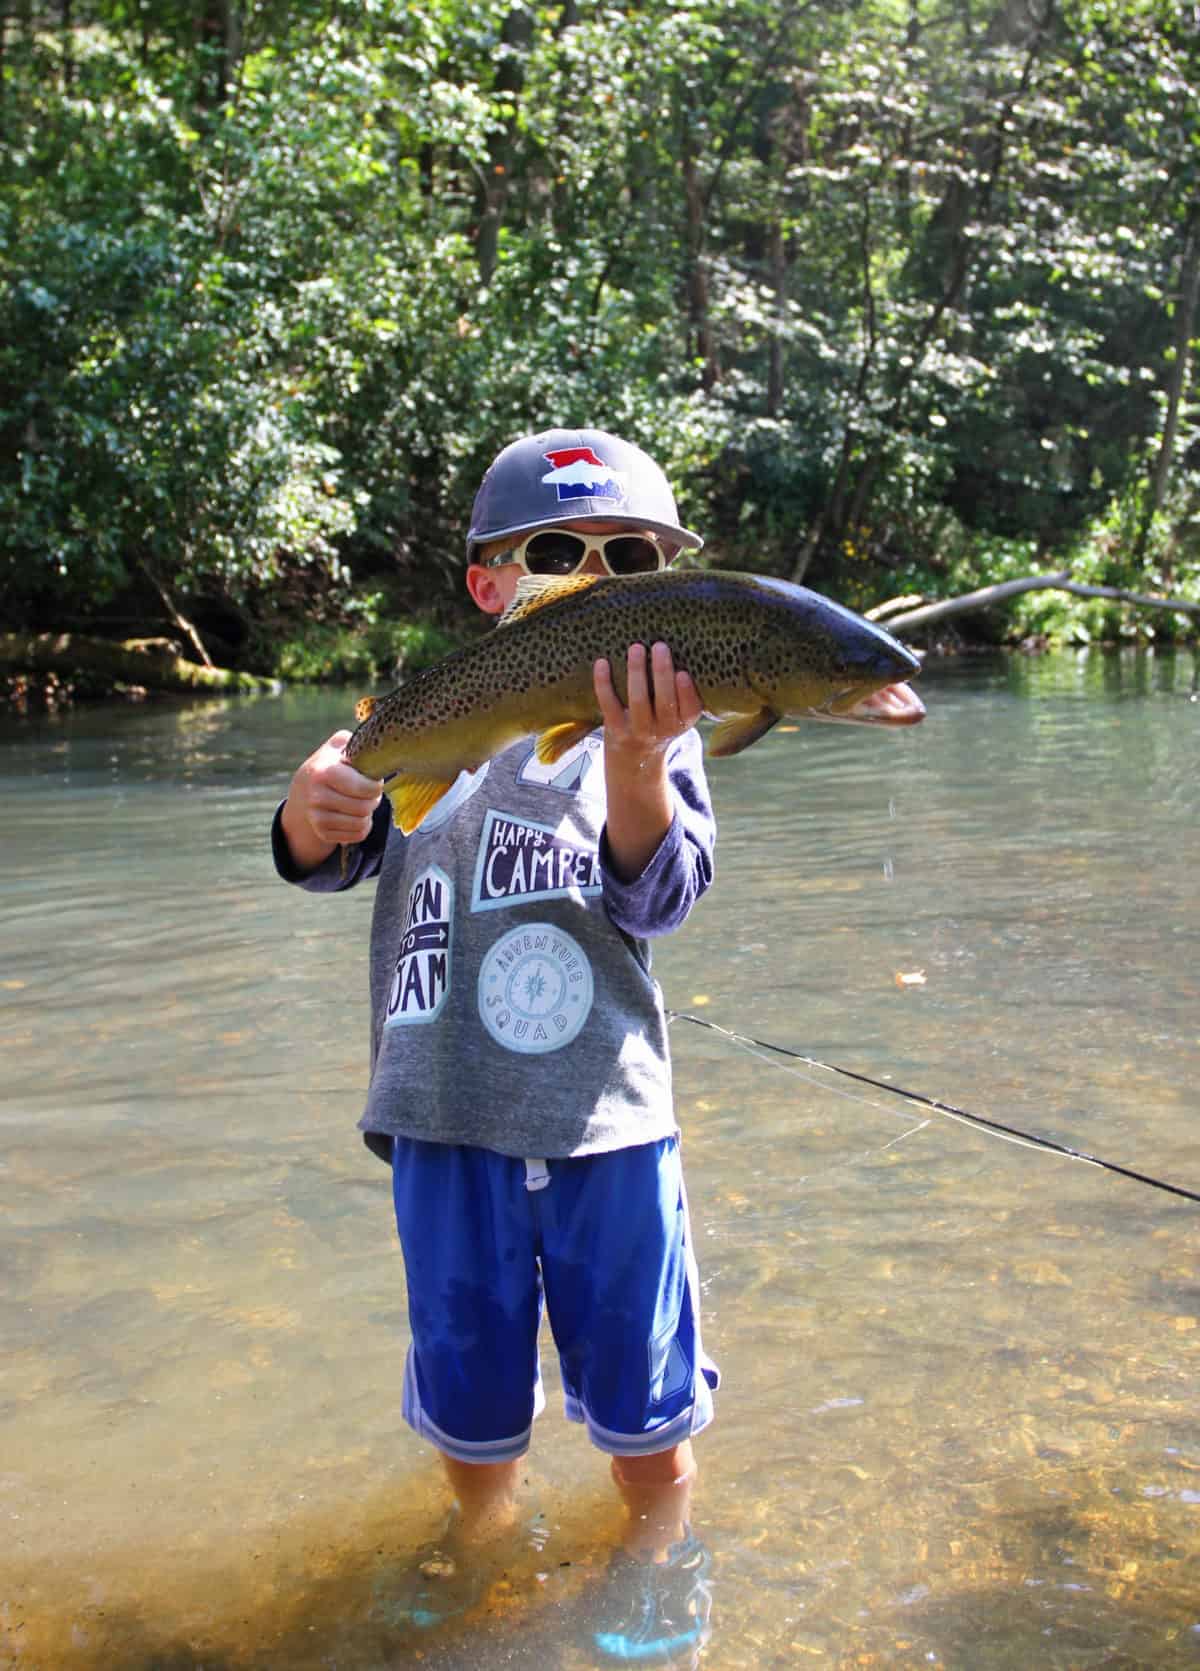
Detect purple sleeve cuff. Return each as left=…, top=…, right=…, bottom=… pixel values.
left=270, top=799, right=389, bottom=891
left=600, top=731, right=715, bottom=939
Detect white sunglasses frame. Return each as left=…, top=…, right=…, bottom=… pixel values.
left=480, top=526, right=673, bottom=578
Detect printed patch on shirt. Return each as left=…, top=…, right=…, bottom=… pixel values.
left=471, top=809, right=602, bottom=914
left=515, top=733, right=603, bottom=798
left=478, top=923, right=594, bottom=1054
left=384, top=864, right=452, bottom=1027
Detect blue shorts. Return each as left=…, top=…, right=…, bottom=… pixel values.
left=391, top=1135, right=719, bottom=1465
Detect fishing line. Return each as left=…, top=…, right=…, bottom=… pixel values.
left=729, top=1032, right=1067, bottom=1164
left=720, top=1031, right=935, bottom=1189
left=667, top=1010, right=1200, bottom=1205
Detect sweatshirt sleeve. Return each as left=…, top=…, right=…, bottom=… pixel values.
left=599, top=727, right=715, bottom=939
left=270, top=797, right=391, bottom=892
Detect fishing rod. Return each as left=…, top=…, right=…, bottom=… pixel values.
left=667, top=1010, right=1200, bottom=1206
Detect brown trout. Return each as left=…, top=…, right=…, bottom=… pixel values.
left=344, top=569, right=923, bottom=835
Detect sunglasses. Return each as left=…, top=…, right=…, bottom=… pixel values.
left=482, top=527, right=671, bottom=578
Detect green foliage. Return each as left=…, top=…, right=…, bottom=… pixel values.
left=2, top=0, right=1198, bottom=672
left=1008, top=484, right=1200, bottom=645
left=272, top=615, right=461, bottom=684
left=0, top=42, right=360, bottom=628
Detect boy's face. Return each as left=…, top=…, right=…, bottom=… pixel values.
left=466, top=521, right=671, bottom=616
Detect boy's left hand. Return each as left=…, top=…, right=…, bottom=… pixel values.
left=593, top=643, right=702, bottom=882
left=593, top=641, right=703, bottom=763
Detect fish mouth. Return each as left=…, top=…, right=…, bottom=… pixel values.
left=808, top=681, right=926, bottom=726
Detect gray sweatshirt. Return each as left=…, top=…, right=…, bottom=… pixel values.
left=273, top=729, right=714, bottom=1161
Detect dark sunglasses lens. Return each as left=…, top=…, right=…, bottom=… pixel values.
left=605, top=537, right=662, bottom=575
left=524, top=532, right=588, bottom=575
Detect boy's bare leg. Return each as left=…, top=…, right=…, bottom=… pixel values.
left=610, top=1441, right=696, bottom=1562
left=388, top=1454, right=520, bottom=1627
left=439, top=1453, right=521, bottom=1545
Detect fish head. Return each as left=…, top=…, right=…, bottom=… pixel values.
left=749, top=579, right=924, bottom=726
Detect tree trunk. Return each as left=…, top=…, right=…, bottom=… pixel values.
left=766, top=217, right=786, bottom=417
left=196, top=0, right=240, bottom=109
left=1136, top=201, right=1200, bottom=561
left=0, top=634, right=276, bottom=694
left=550, top=0, right=581, bottom=236
left=681, top=112, right=718, bottom=390
left=474, top=6, right=532, bottom=286
left=61, top=0, right=73, bottom=88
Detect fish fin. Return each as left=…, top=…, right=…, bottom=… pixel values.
left=354, top=695, right=380, bottom=722
left=384, top=774, right=456, bottom=834
left=498, top=573, right=602, bottom=626
left=535, top=719, right=596, bottom=765
left=707, top=707, right=781, bottom=758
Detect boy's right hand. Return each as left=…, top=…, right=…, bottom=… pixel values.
left=279, top=730, right=384, bottom=873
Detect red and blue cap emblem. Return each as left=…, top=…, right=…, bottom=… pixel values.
left=540, top=445, right=628, bottom=506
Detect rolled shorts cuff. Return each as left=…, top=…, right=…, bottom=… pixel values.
left=401, top=1345, right=545, bottom=1466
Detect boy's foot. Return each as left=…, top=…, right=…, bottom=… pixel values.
left=373, top=1504, right=497, bottom=1633
left=373, top=1537, right=483, bottom=1632
left=374, top=1509, right=554, bottom=1633
left=591, top=1530, right=713, bottom=1665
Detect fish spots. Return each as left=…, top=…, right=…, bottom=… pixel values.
left=342, top=569, right=896, bottom=781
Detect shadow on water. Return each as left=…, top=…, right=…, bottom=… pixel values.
left=6, top=1466, right=1200, bottom=1669
left=1, top=1476, right=634, bottom=1669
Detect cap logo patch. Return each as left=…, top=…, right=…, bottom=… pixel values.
left=541, top=446, right=627, bottom=506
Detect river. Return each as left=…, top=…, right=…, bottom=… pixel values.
left=2, top=649, right=1199, bottom=1669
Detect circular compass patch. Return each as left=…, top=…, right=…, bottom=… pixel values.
left=477, top=923, right=594, bottom=1054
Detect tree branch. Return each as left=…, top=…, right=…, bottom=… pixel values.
left=881, top=572, right=1200, bottom=633
left=138, top=559, right=216, bottom=668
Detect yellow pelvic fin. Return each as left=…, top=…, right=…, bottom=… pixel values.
left=498, top=572, right=602, bottom=626
left=534, top=719, right=597, bottom=766
left=384, top=774, right=455, bottom=834
left=707, top=707, right=781, bottom=758
left=354, top=695, right=380, bottom=723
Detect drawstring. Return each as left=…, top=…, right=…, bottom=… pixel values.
left=524, top=1157, right=551, bottom=1192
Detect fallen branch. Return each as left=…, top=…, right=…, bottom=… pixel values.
left=882, top=571, right=1200, bottom=634
left=0, top=632, right=277, bottom=694
left=1055, top=579, right=1200, bottom=616
left=881, top=571, right=1071, bottom=631
left=864, top=593, right=927, bottom=622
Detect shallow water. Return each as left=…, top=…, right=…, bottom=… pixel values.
left=2, top=651, right=1199, bottom=1669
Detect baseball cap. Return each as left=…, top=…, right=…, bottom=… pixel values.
left=466, top=428, right=703, bottom=559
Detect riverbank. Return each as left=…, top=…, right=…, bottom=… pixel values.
left=5, top=581, right=1197, bottom=716
left=1, top=616, right=462, bottom=716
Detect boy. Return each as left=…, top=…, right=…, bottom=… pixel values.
left=273, top=429, right=718, bottom=1658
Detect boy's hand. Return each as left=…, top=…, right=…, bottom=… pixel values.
left=593, top=642, right=703, bottom=763
left=280, top=730, right=383, bottom=873
left=593, top=643, right=702, bottom=882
